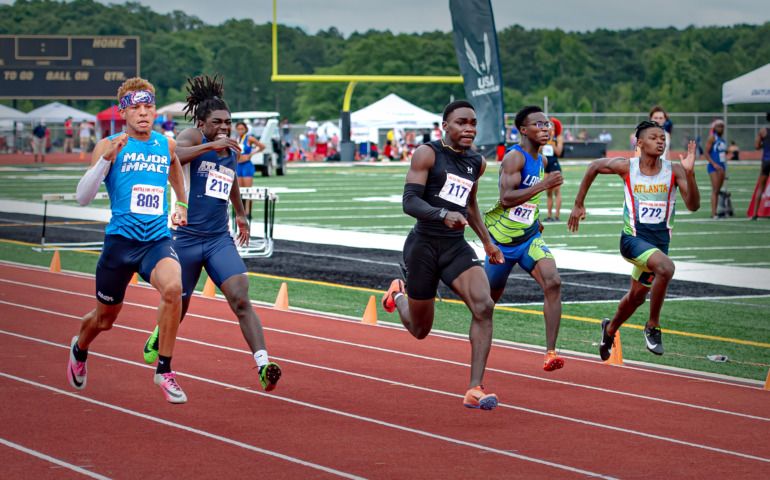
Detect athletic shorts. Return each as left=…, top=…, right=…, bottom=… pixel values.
left=95, top=234, right=178, bottom=305
left=761, top=161, right=770, bottom=176
left=707, top=159, right=726, bottom=174
left=484, top=232, right=553, bottom=290
left=31, top=137, right=45, bottom=155
left=619, top=233, right=669, bottom=287
left=544, top=157, right=561, bottom=173
left=173, top=230, right=246, bottom=298
left=402, top=230, right=482, bottom=300
left=236, top=159, right=255, bottom=178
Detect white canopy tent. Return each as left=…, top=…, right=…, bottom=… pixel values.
left=350, top=93, right=442, bottom=129
left=156, top=101, right=188, bottom=117
left=722, top=63, right=770, bottom=106
left=349, top=93, right=442, bottom=143
left=0, top=104, right=28, bottom=121
left=25, top=102, right=96, bottom=123
left=722, top=63, right=770, bottom=137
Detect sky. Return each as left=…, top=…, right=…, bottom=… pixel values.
left=3, top=0, right=770, bottom=36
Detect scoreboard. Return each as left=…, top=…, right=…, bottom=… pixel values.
left=0, top=35, right=139, bottom=99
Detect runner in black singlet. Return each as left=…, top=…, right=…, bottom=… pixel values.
left=381, top=100, right=505, bottom=410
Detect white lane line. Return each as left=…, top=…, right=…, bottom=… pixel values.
left=2, top=315, right=769, bottom=467
left=0, top=337, right=613, bottom=479
left=0, top=438, right=113, bottom=480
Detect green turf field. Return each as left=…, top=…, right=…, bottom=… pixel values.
left=0, top=159, right=768, bottom=382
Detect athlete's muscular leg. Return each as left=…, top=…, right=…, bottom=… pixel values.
left=451, top=266, right=495, bottom=389
left=644, top=251, right=675, bottom=329
left=150, top=257, right=183, bottom=357
left=220, top=273, right=266, bottom=353
left=553, top=185, right=562, bottom=219
left=530, top=258, right=562, bottom=351
left=709, top=170, right=725, bottom=216
left=607, top=280, right=649, bottom=337
left=395, top=296, right=434, bottom=339
left=77, top=302, right=123, bottom=350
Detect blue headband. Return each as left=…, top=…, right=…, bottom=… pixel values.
left=119, top=90, right=155, bottom=110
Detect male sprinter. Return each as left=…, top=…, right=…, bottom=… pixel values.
left=568, top=121, right=699, bottom=359
left=484, top=105, right=565, bottom=371
left=69, top=77, right=189, bottom=403
left=382, top=100, right=505, bottom=410
left=141, top=74, right=281, bottom=391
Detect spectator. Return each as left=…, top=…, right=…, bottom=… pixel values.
left=280, top=117, right=291, bottom=145
left=598, top=130, right=612, bottom=143
left=63, top=116, right=74, bottom=153
left=79, top=120, right=92, bottom=153
left=305, top=116, right=318, bottom=150
left=429, top=122, right=442, bottom=142
left=577, top=128, right=588, bottom=142
left=30, top=121, right=47, bottom=163
left=728, top=141, right=740, bottom=160
left=383, top=140, right=394, bottom=160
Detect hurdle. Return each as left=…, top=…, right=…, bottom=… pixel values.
left=36, top=192, right=110, bottom=252
left=231, top=186, right=278, bottom=258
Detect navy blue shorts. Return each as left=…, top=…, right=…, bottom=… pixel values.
left=619, top=233, right=669, bottom=287
left=402, top=230, right=483, bottom=300
left=95, top=234, right=178, bottom=305
left=484, top=232, right=553, bottom=290
left=236, top=159, right=255, bottom=178
left=173, top=230, right=246, bottom=298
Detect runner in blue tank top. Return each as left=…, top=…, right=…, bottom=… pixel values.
left=141, top=74, right=281, bottom=392
left=483, top=105, right=566, bottom=372
left=68, top=77, right=190, bottom=404
left=568, top=121, right=700, bottom=361
left=381, top=100, right=504, bottom=410
left=750, top=113, right=770, bottom=220
left=703, top=120, right=727, bottom=219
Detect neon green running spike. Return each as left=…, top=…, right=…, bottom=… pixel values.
left=143, top=326, right=160, bottom=364
left=259, top=362, right=282, bottom=391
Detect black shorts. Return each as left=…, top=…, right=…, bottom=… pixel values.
left=761, top=161, right=770, bottom=176
left=402, top=230, right=483, bottom=300
left=544, top=156, right=561, bottom=173
left=95, top=234, right=178, bottom=305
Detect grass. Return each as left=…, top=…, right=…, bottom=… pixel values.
left=0, top=159, right=768, bottom=382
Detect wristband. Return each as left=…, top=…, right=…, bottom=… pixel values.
left=176, top=201, right=188, bottom=209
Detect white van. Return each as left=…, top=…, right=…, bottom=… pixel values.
left=230, top=111, right=286, bottom=176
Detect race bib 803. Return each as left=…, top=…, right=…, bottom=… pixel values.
left=130, top=184, right=164, bottom=215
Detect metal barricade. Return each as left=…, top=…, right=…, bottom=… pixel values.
left=37, top=192, right=109, bottom=251
left=231, top=187, right=278, bottom=258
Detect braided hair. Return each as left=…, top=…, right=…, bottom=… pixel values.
left=635, top=120, right=662, bottom=140
left=183, top=73, right=229, bottom=124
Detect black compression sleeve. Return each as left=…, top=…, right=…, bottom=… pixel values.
left=403, top=182, right=442, bottom=221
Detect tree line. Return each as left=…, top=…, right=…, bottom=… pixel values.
left=2, top=0, right=769, bottom=121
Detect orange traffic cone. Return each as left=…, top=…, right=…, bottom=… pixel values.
left=604, top=330, right=623, bottom=365
left=202, top=276, right=216, bottom=298
left=274, top=282, right=289, bottom=310
left=362, top=295, right=378, bottom=325
left=49, top=250, right=61, bottom=272
left=129, top=272, right=138, bottom=285
left=764, top=369, right=770, bottom=391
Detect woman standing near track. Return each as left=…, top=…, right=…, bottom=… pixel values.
left=234, top=121, right=265, bottom=220
left=542, top=117, right=563, bottom=221
left=703, top=119, right=727, bottom=219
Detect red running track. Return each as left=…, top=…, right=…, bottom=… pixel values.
left=0, top=262, right=768, bottom=479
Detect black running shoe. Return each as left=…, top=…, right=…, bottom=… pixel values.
left=644, top=326, right=664, bottom=355
left=599, top=318, right=614, bottom=361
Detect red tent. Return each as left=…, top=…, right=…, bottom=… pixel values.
left=96, top=105, right=125, bottom=137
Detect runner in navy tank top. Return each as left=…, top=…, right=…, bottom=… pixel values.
left=381, top=100, right=504, bottom=410
left=140, top=74, right=281, bottom=392
left=568, top=121, right=700, bottom=361
left=68, top=77, right=190, bottom=404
